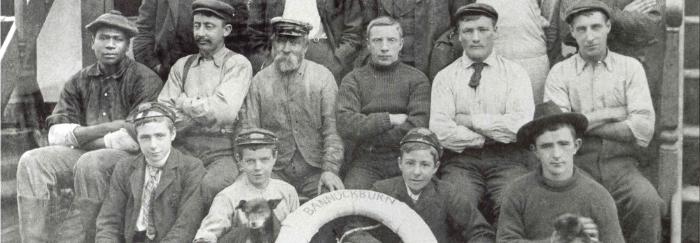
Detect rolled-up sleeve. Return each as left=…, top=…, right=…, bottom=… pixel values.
left=48, top=123, right=81, bottom=147
left=623, top=60, right=655, bottom=147
left=429, top=72, right=485, bottom=153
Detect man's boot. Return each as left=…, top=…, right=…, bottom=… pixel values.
left=76, top=198, right=101, bottom=243
left=18, top=196, right=50, bottom=243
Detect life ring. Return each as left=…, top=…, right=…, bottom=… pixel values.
left=275, top=189, right=437, bottom=243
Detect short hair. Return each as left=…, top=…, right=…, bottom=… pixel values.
left=134, top=116, right=175, bottom=135
left=234, top=144, right=278, bottom=160
left=400, top=142, right=439, bottom=164
left=457, top=14, right=497, bottom=28
left=566, top=9, right=610, bottom=25
left=531, top=122, right=579, bottom=146
left=366, top=16, right=403, bottom=39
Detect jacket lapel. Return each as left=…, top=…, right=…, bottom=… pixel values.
left=153, top=150, right=181, bottom=200
left=412, top=180, right=437, bottom=212
left=130, top=156, right=146, bottom=209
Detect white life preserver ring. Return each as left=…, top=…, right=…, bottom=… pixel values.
left=275, top=189, right=437, bottom=243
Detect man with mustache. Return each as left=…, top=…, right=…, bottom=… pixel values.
left=96, top=102, right=205, bottom=243
left=369, top=128, right=495, bottom=243
left=157, top=0, right=253, bottom=207
left=15, top=10, right=162, bottom=242
left=544, top=1, right=663, bottom=242
left=429, top=3, right=535, bottom=223
left=242, top=17, right=345, bottom=200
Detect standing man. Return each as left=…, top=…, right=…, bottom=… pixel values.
left=337, top=16, right=430, bottom=190
left=362, top=0, right=470, bottom=75
left=370, top=128, right=495, bottom=243
left=134, top=0, right=251, bottom=79
left=242, top=17, right=345, bottom=199
left=247, top=0, right=363, bottom=82
left=497, top=101, right=624, bottom=243
left=16, top=10, right=162, bottom=242
left=158, top=0, right=253, bottom=206
left=429, top=3, right=535, bottom=221
left=544, top=1, right=663, bottom=242
left=96, top=102, right=205, bottom=243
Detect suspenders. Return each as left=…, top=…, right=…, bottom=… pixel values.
left=179, top=51, right=236, bottom=93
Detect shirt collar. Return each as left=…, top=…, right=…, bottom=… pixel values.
left=574, top=50, right=614, bottom=75
left=404, top=183, right=421, bottom=202
left=87, top=57, right=131, bottom=79
left=193, top=47, right=229, bottom=68
left=461, top=53, right=496, bottom=70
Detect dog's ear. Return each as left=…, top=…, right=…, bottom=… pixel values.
left=236, top=200, right=247, bottom=210
left=268, top=199, right=282, bottom=210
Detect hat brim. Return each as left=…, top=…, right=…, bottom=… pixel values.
left=517, top=113, right=588, bottom=147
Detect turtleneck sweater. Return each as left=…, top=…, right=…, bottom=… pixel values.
left=496, top=166, right=625, bottom=243
left=337, top=61, right=431, bottom=147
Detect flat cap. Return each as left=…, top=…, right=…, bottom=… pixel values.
left=127, top=102, right=176, bottom=123
left=564, top=0, right=612, bottom=24
left=192, top=0, right=235, bottom=22
left=271, top=17, right=312, bottom=37
left=454, top=3, right=498, bottom=23
left=235, top=128, right=278, bottom=147
left=400, top=128, right=443, bottom=158
left=85, top=10, right=138, bottom=38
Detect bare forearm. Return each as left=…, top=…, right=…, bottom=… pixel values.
left=73, top=122, right=123, bottom=145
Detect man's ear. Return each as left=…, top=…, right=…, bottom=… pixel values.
left=573, top=138, right=583, bottom=154
left=224, top=23, right=233, bottom=36
left=236, top=200, right=247, bottom=210
left=267, top=199, right=282, bottom=210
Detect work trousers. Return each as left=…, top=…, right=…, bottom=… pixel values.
left=344, top=147, right=401, bottom=190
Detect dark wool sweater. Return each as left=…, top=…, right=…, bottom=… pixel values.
left=336, top=61, right=431, bottom=147
left=496, top=167, right=625, bottom=243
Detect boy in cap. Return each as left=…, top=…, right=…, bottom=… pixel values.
left=158, top=0, right=253, bottom=207
left=544, top=1, right=663, bottom=242
left=247, top=0, right=363, bottom=82
left=368, top=128, right=495, bottom=243
left=15, top=10, right=162, bottom=242
left=242, top=17, right=345, bottom=199
left=497, top=101, right=624, bottom=243
left=429, top=2, right=535, bottom=222
left=194, top=128, right=299, bottom=243
left=96, top=102, right=206, bottom=243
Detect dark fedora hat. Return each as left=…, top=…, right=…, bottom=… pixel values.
left=516, top=101, right=588, bottom=147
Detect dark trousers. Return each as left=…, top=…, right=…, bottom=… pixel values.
left=344, top=148, right=401, bottom=190
left=576, top=137, right=664, bottom=243
left=438, top=144, right=532, bottom=221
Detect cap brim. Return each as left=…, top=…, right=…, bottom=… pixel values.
left=455, top=9, right=498, bottom=20
left=85, top=21, right=137, bottom=37
left=516, top=113, right=588, bottom=147
left=193, top=7, right=230, bottom=20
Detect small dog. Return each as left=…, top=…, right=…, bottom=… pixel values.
left=553, top=213, right=597, bottom=243
left=230, top=198, right=283, bottom=243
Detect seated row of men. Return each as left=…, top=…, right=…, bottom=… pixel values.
left=15, top=0, right=663, bottom=242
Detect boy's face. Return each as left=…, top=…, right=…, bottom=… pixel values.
left=532, top=126, right=582, bottom=181
left=238, top=147, right=277, bottom=188
left=136, top=120, right=175, bottom=167
left=398, top=148, right=439, bottom=194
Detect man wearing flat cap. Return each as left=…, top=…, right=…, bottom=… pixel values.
left=15, top=10, right=163, bottom=242
left=194, top=128, right=299, bottom=242
left=366, top=128, right=495, bottom=243
left=430, top=2, right=535, bottom=222
left=247, top=0, right=363, bottom=82
left=497, top=101, right=624, bottom=243
left=544, top=1, right=663, bottom=242
left=157, top=0, right=253, bottom=207
left=242, top=17, right=345, bottom=200
left=96, top=102, right=206, bottom=242
left=134, top=0, right=252, bottom=79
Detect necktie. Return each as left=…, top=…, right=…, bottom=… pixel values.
left=141, top=165, right=160, bottom=240
left=469, top=62, right=486, bottom=88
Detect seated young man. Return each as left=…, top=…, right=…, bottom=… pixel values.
left=497, top=101, right=624, bottom=243
left=96, top=102, right=206, bottom=242
left=368, top=128, right=495, bottom=243
left=194, top=128, right=299, bottom=242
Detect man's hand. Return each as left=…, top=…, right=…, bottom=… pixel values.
left=318, top=171, right=344, bottom=195
left=579, top=217, right=600, bottom=243
left=104, top=120, right=128, bottom=131
left=389, top=114, right=408, bottom=126
left=104, top=128, right=139, bottom=152
left=624, top=0, right=656, bottom=14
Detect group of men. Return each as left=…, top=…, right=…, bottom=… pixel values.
left=15, top=0, right=664, bottom=242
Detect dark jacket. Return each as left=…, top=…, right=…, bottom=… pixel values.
left=363, top=0, right=470, bottom=74
left=96, top=148, right=205, bottom=243
left=247, top=0, right=364, bottom=66
left=371, top=177, right=495, bottom=243
left=133, top=0, right=251, bottom=78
